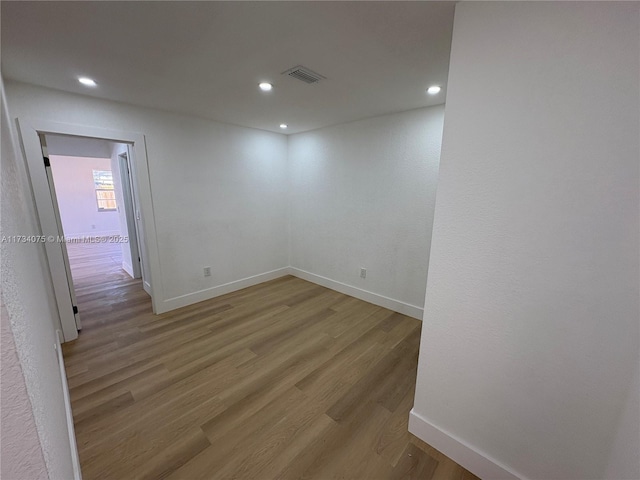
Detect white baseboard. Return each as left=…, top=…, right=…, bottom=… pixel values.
left=288, top=267, right=423, bottom=320
left=156, top=266, right=423, bottom=318
left=159, top=267, right=290, bottom=313
left=408, top=409, right=522, bottom=480
left=122, top=261, right=134, bottom=278
left=55, top=330, right=82, bottom=480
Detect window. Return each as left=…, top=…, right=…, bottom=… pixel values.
left=92, top=170, right=117, bottom=211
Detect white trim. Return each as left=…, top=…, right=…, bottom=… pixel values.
left=117, top=151, right=142, bottom=280
left=143, top=280, right=152, bottom=296
left=160, top=267, right=290, bottom=312
left=408, top=409, right=523, bottom=480
left=122, top=261, right=134, bottom=278
left=55, top=330, right=82, bottom=480
left=18, top=121, right=78, bottom=341
left=288, top=267, right=423, bottom=319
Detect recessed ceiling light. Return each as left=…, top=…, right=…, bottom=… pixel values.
left=427, top=85, right=441, bottom=95
left=259, top=82, right=273, bottom=92
left=78, top=77, right=97, bottom=87
left=280, top=124, right=288, bottom=129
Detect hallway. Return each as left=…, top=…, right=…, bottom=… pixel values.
left=66, top=240, right=147, bottom=333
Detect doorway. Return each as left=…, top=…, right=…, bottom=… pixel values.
left=17, top=118, right=162, bottom=342
left=43, top=134, right=146, bottom=331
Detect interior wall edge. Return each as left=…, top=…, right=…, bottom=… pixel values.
left=1, top=74, right=76, bottom=480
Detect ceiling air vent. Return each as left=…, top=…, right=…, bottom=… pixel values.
left=282, top=65, right=326, bottom=84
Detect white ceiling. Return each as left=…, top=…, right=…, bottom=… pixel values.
left=1, top=2, right=454, bottom=134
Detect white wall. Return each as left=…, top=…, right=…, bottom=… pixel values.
left=1, top=77, right=75, bottom=479
left=1, top=301, right=49, bottom=480
left=605, top=362, right=640, bottom=480
left=5, top=81, right=289, bottom=310
left=49, top=155, right=121, bottom=237
left=288, top=107, right=444, bottom=318
left=410, top=2, right=640, bottom=479
left=46, top=134, right=112, bottom=158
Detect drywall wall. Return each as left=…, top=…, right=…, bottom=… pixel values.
left=0, top=301, right=49, bottom=480
left=1, top=77, right=75, bottom=479
left=49, top=155, right=121, bottom=237
left=604, top=362, right=640, bottom=479
left=411, top=2, right=640, bottom=479
left=288, top=107, right=444, bottom=318
left=5, top=81, right=289, bottom=310
left=46, top=134, right=112, bottom=158
left=110, top=143, right=135, bottom=277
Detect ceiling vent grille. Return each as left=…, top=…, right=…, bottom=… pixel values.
left=282, top=65, right=326, bottom=84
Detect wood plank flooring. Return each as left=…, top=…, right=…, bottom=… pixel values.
left=63, top=243, right=479, bottom=480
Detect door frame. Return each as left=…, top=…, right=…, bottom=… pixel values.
left=117, top=150, right=142, bottom=280
left=40, top=134, right=82, bottom=331
left=17, top=118, right=163, bottom=341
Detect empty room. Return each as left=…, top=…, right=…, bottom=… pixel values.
left=1, top=2, right=638, bottom=480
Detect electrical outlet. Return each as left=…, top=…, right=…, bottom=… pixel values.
left=203, top=267, right=211, bottom=277
left=360, top=268, right=367, bottom=279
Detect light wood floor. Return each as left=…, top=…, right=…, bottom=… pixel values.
left=63, top=243, right=478, bottom=480
left=66, top=240, right=131, bottom=294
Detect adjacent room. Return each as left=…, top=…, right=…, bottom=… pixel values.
left=44, top=134, right=147, bottom=334
left=1, top=2, right=638, bottom=480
